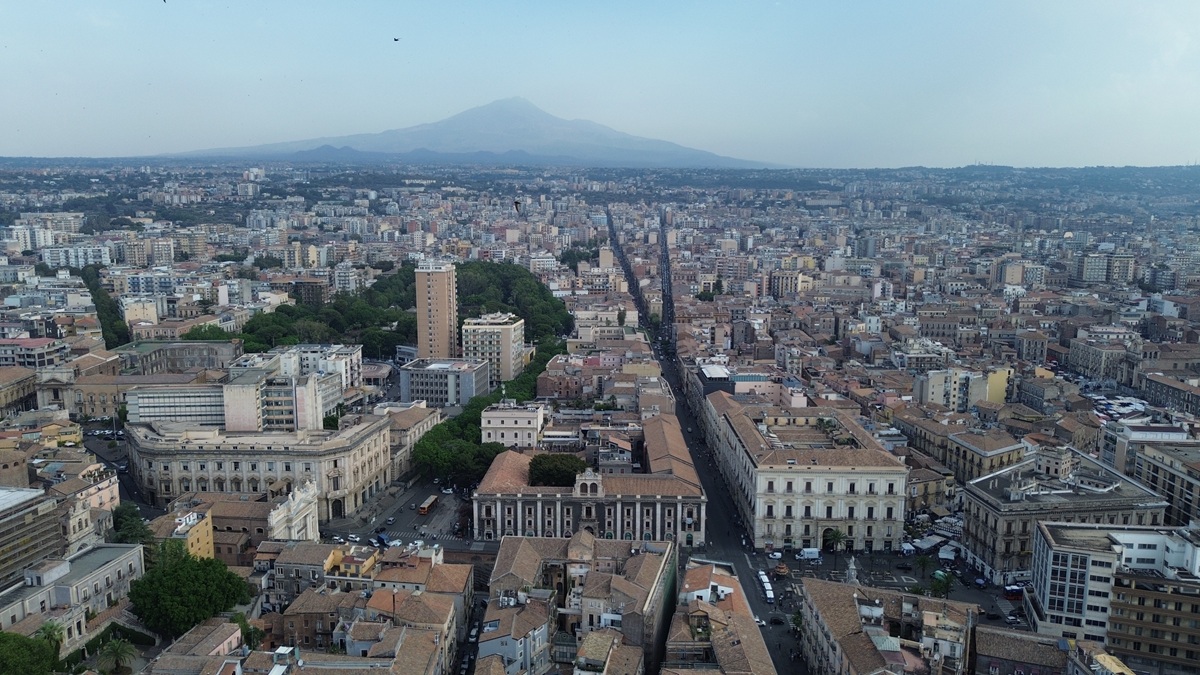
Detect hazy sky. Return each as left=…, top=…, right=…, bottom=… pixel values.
left=2, top=1, right=1199, bottom=168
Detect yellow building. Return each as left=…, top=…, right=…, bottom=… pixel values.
left=150, top=509, right=215, bottom=559
left=986, top=366, right=1013, bottom=404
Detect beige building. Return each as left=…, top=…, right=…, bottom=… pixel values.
left=416, top=260, right=458, bottom=359
left=1133, top=444, right=1200, bottom=526
left=480, top=399, right=546, bottom=448
left=127, top=415, right=391, bottom=521
left=462, top=312, right=534, bottom=389
left=798, top=578, right=979, bottom=675
left=474, top=414, right=706, bottom=546
left=489, top=532, right=676, bottom=672
left=962, top=444, right=1168, bottom=585
left=946, top=427, right=1025, bottom=485
left=387, top=405, right=442, bottom=479
left=702, top=394, right=908, bottom=553
left=48, top=463, right=120, bottom=555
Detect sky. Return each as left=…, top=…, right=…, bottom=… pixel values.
left=2, top=1, right=1199, bottom=168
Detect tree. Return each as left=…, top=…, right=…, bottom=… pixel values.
left=713, top=276, right=724, bottom=295
left=528, top=454, right=588, bottom=487
left=129, top=540, right=250, bottom=639
left=254, top=255, right=283, bottom=269
left=110, top=502, right=153, bottom=546
left=824, top=528, right=847, bottom=569
left=323, top=414, right=340, bottom=430
left=233, top=613, right=265, bottom=651
left=180, top=325, right=232, bottom=341
left=791, top=610, right=804, bottom=635
left=97, top=637, right=137, bottom=674
left=616, top=308, right=627, bottom=326
left=0, top=632, right=56, bottom=675
left=930, top=573, right=954, bottom=598
left=915, top=555, right=933, bottom=579
left=33, top=620, right=65, bottom=663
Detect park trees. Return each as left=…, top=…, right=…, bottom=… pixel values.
left=129, top=540, right=250, bottom=639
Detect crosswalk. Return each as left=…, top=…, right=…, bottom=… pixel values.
left=367, top=530, right=469, bottom=544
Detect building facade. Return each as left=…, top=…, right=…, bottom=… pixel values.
left=127, top=415, right=391, bottom=521
left=462, top=312, right=534, bottom=390
left=416, top=260, right=458, bottom=359
left=963, top=445, right=1169, bottom=585
left=397, top=358, right=490, bottom=407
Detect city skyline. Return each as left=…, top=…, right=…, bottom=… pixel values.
left=2, top=1, right=1199, bottom=168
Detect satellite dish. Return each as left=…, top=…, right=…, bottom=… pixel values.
left=297, top=659, right=305, bottom=667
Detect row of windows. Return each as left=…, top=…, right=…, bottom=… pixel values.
left=765, top=479, right=897, bottom=494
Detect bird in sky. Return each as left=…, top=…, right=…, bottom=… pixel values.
left=514, top=200, right=521, bottom=213
left=393, top=37, right=401, bottom=41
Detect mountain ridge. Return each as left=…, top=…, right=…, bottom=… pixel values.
left=176, top=98, right=774, bottom=168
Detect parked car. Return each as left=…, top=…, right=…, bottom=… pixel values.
left=769, top=616, right=786, bottom=625
left=767, top=552, right=783, bottom=560
left=1005, top=616, right=1022, bottom=625
left=332, top=536, right=345, bottom=544
left=386, top=516, right=396, bottom=525
left=347, top=534, right=361, bottom=542
left=441, top=487, right=454, bottom=494
left=985, top=611, right=1002, bottom=620
left=375, top=527, right=387, bottom=534
left=754, top=616, right=766, bottom=627
left=895, top=563, right=913, bottom=571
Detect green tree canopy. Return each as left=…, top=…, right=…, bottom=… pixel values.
left=97, top=637, right=137, bottom=674
left=129, top=540, right=250, bottom=639
left=0, top=632, right=56, bottom=675
left=180, top=325, right=234, bottom=341
left=110, top=502, right=153, bottom=546
left=528, top=454, right=588, bottom=487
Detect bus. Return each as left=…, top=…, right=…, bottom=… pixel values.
left=418, top=495, right=438, bottom=515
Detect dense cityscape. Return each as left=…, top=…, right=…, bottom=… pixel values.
left=1, top=159, right=1199, bottom=675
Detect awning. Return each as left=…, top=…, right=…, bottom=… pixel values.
left=930, top=506, right=951, bottom=518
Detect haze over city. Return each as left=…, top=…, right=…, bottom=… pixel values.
left=3, top=1, right=1200, bottom=167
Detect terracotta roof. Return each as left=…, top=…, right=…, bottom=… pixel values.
left=975, top=625, right=1069, bottom=667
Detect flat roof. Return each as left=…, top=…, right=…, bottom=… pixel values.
left=0, top=487, right=46, bottom=514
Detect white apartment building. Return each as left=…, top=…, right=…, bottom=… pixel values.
left=914, top=368, right=987, bottom=413
left=127, top=414, right=391, bottom=521
left=480, top=399, right=546, bottom=448
left=703, top=392, right=908, bottom=553
left=41, top=245, right=113, bottom=269
left=271, top=343, right=363, bottom=392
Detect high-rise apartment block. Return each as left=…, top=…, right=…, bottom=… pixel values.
left=461, top=312, right=534, bottom=389
left=416, top=260, right=458, bottom=359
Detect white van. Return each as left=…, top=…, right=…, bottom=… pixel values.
left=797, top=547, right=822, bottom=560
left=765, top=590, right=775, bottom=604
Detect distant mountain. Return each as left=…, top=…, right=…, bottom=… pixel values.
left=178, top=98, right=772, bottom=168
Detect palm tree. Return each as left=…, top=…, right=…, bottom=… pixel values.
left=33, top=620, right=65, bottom=662
left=915, top=555, right=933, bottom=579
left=98, top=637, right=137, bottom=674
left=825, top=528, right=847, bottom=570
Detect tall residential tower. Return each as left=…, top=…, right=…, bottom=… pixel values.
left=416, top=260, right=458, bottom=359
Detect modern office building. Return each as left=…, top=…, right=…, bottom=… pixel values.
left=1028, top=521, right=1200, bottom=675
left=416, top=260, right=458, bottom=359
left=462, top=312, right=534, bottom=389
left=397, top=358, right=490, bottom=407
